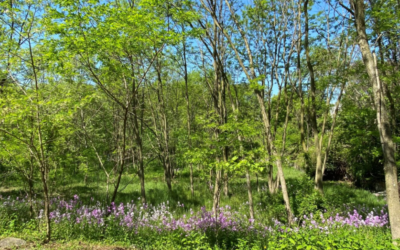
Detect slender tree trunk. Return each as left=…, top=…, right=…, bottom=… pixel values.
left=322, top=83, right=345, bottom=175
left=133, top=88, right=146, bottom=203
left=182, top=33, right=194, bottom=196
left=155, top=57, right=173, bottom=192
left=111, top=107, right=129, bottom=203
left=223, top=172, right=228, bottom=196
left=198, top=0, right=230, bottom=208
left=28, top=35, right=51, bottom=242
left=189, top=163, right=194, bottom=196
left=246, top=168, right=254, bottom=220
left=314, top=149, right=323, bottom=192
left=304, top=0, right=322, bottom=193
left=139, top=92, right=146, bottom=203
left=350, top=0, right=400, bottom=242
left=212, top=169, right=222, bottom=215
left=276, top=160, right=292, bottom=222
left=138, top=146, right=146, bottom=203
left=28, top=158, right=34, bottom=218
left=267, top=163, right=277, bottom=194
left=39, top=169, right=51, bottom=242
left=256, top=174, right=260, bottom=193
left=256, top=92, right=294, bottom=224
left=106, top=177, right=110, bottom=202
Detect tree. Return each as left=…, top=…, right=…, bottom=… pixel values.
left=346, top=0, right=400, bottom=242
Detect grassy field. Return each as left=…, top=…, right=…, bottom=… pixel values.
left=5, top=166, right=380, bottom=210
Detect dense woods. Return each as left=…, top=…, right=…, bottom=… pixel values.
left=1, top=0, right=400, bottom=248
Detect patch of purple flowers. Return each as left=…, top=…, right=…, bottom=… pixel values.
left=0, top=195, right=389, bottom=236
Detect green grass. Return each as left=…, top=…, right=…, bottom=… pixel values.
left=0, top=165, right=386, bottom=218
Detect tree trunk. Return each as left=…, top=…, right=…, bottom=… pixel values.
left=28, top=34, right=51, bottom=242
left=39, top=169, right=51, bottom=242
left=111, top=108, right=129, bottom=203
left=189, top=164, right=194, bottom=197
left=165, top=162, right=172, bottom=192
left=138, top=148, right=146, bottom=203
left=155, top=57, right=173, bottom=192
left=267, top=164, right=277, bottom=194
left=223, top=172, right=228, bottom=196
left=304, top=0, right=323, bottom=193
left=350, top=0, right=400, bottom=242
left=314, top=146, right=324, bottom=192
left=322, top=83, right=346, bottom=175
left=212, top=169, right=222, bottom=215
left=26, top=155, right=35, bottom=218
left=276, top=159, right=293, bottom=224
left=246, top=168, right=254, bottom=220
left=256, top=174, right=260, bottom=193
left=256, top=92, right=294, bottom=224
left=134, top=90, right=146, bottom=204
left=182, top=30, right=194, bottom=197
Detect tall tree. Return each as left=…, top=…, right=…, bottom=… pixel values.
left=199, top=0, right=301, bottom=224
left=347, top=0, right=400, bottom=242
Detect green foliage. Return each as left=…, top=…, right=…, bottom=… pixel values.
left=134, top=231, right=212, bottom=250
left=288, top=177, right=326, bottom=218
left=263, top=228, right=396, bottom=250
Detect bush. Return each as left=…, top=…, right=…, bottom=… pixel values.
left=288, top=177, right=326, bottom=218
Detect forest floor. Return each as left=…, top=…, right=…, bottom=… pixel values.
left=0, top=166, right=392, bottom=249
left=0, top=239, right=132, bottom=250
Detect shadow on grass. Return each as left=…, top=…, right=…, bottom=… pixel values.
left=0, top=187, right=26, bottom=199
left=57, top=184, right=107, bottom=202
left=323, top=181, right=385, bottom=209
left=1, top=167, right=385, bottom=220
